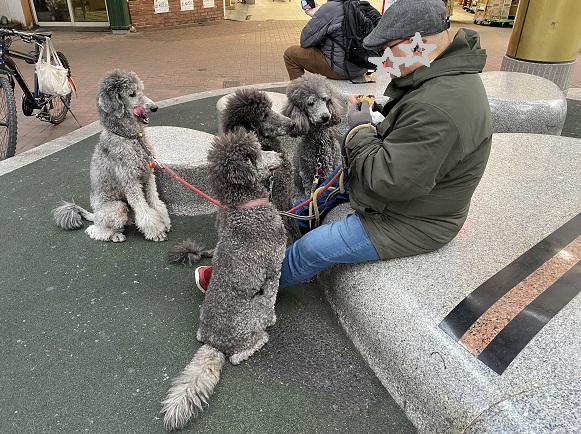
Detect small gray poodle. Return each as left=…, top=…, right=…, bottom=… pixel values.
left=222, top=88, right=301, bottom=244
left=282, top=74, right=343, bottom=200
left=52, top=69, right=170, bottom=242
left=161, top=128, right=287, bottom=431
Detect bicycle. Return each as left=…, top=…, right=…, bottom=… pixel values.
left=0, top=28, right=74, bottom=160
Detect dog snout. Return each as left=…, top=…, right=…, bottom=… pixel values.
left=320, top=113, right=330, bottom=123
left=259, top=150, right=283, bottom=173
left=143, top=96, right=158, bottom=113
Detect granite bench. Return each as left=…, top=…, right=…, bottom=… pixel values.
left=480, top=71, right=567, bottom=135
left=318, top=133, right=581, bottom=433
left=149, top=122, right=300, bottom=217
left=147, top=126, right=217, bottom=216
left=325, top=71, right=568, bottom=136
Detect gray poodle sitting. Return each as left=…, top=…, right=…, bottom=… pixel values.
left=161, top=128, right=286, bottom=431
left=222, top=88, right=301, bottom=244
left=52, top=69, right=170, bottom=242
left=282, top=74, right=343, bottom=200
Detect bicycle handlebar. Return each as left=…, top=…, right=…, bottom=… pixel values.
left=0, top=28, right=50, bottom=44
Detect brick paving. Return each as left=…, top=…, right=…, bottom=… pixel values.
left=8, top=1, right=581, bottom=156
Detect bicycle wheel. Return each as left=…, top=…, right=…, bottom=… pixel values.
left=42, top=51, right=72, bottom=125
left=0, top=76, right=17, bottom=160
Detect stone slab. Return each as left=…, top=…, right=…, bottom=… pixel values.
left=146, top=126, right=217, bottom=216
left=318, top=133, right=581, bottom=433
left=324, top=71, right=568, bottom=137
left=480, top=71, right=567, bottom=135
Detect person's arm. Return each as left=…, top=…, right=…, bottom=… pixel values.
left=300, top=4, right=332, bottom=48
left=345, top=103, right=461, bottom=211
left=304, top=2, right=320, bottom=17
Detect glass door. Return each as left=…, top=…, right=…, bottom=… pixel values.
left=32, top=0, right=109, bottom=26
left=71, top=0, right=109, bottom=23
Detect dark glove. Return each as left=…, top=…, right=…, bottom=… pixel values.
left=347, top=101, right=372, bottom=128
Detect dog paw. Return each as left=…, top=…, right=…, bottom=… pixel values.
left=136, top=213, right=167, bottom=241
left=153, top=203, right=172, bottom=230
left=111, top=233, right=126, bottom=243
left=86, top=225, right=122, bottom=242
left=145, top=231, right=167, bottom=242
left=196, top=329, right=202, bottom=342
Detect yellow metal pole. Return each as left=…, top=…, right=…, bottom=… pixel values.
left=501, top=0, right=581, bottom=91
left=506, top=0, right=581, bottom=63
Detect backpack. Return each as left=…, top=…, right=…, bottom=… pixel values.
left=335, top=0, right=382, bottom=75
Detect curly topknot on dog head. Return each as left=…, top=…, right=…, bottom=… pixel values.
left=207, top=128, right=264, bottom=206
left=282, top=74, right=342, bottom=134
left=222, top=88, right=274, bottom=133
left=97, top=69, right=143, bottom=119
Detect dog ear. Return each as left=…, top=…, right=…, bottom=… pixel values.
left=327, top=91, right=343, bottom=127
left=282, top=101, right=310, bottom=136
left=98, top=92, right=125, bottom=118
left=224, top=157, right=257, bottom=188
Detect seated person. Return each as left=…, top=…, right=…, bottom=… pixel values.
left=198, top=0, right=493, bottom=290
left=283, top=0, right=371, bottom=80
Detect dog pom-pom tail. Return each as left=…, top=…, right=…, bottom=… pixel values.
left=161, top=345, right=226, bottom=431
left=52, top=201, right=94, bottom=230
left=167, top=239, right=213, bottom=266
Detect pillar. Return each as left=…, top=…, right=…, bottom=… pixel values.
left=501, top=0, right=581, bottom=93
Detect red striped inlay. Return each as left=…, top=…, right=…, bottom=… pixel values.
left=459, top=235, right=581, bottom=356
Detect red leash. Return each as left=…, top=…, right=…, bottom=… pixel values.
left=159, top=163, right=228, bottom=210
left=139, top=132, right=343, bottom=215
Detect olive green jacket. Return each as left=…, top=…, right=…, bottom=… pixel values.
left=345, top=29, right=492, bottom=259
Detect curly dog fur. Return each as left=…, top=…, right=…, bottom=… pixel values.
left=51, top=69, right=170, bottom=242
left=161, top=128, right=287, bottom=431
left=222, top=88, right=301, bottom=244
left=282, top=74, right=343, bottom=200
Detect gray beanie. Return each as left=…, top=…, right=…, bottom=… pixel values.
left=363, top=0, right=450, bottom=50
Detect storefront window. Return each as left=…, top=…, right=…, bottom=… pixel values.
left=33, top=0, right=108, bottom=24
left=35, top=0, right=71, bottom=22
left=72, top=0, right=108, bottom=23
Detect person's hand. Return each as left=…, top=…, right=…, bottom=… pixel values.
left=347, top=94, right=360, bottom=110
left=304, top=4, right=319, bottom=17
left=347, top=100, right=372, bottom=128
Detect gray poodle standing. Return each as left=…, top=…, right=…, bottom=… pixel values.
left=222, top=88, right=301, bottom=244
left=52, top=69, right=170, bottom=242
left=282, top=74, right=343, bottom=200
left=161, top=128, right=286, bottom=430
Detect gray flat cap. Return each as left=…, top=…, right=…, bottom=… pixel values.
left=363, top=0, right=450, bottom=50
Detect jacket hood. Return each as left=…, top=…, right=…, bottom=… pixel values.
left=385, top=28, right=487, bottom=98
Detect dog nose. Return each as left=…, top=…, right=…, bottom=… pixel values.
left=321, top=113, right=330, bottom=123
left=149, top=105, right=158, bottom=112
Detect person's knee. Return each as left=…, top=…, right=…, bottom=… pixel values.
left=283, top=45, right=299, bottom=61
left=289, top=228, right=333, bottom=267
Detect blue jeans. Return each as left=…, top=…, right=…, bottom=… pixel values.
left=279, top=212, right=379, bottom=288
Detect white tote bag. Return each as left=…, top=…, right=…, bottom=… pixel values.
left=36, top=38, right=72, bottom=97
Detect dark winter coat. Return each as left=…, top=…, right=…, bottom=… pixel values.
left=344, top=29, right=493, bottom=259
left=300, top=0, right=368, bottom=78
